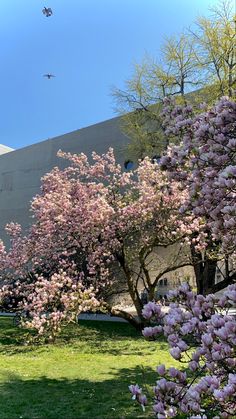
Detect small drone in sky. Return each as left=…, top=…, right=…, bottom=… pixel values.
left=42, top=7, right=53, bottom=17
left=43, top=74, right=56, bottom=79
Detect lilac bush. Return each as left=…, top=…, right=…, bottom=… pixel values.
left=129, top=283, right=236, bottom=418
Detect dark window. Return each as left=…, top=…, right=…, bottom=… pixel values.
left=151, top=155, right=161, bottom=164
left=159, top=279, right=163, bottom=287
left=124, top=160, right=134, bottom=170
left=164, top=278, right=168, bottom=286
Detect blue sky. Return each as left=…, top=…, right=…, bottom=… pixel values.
left=0, top=0, right=219, bottom=149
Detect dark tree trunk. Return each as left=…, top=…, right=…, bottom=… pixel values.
left=190, top=244, right=218, bottom=295
left=190, top=244, right=236, bottom=295
left=148, top=285, right=156, bottom=302
left=115, top=250, right=147, bottom=328
left=180, top=77, right=185, bottom=96
left=109, top=307, right=144, bottom=331
left=201, top=257, right=218, bottom=295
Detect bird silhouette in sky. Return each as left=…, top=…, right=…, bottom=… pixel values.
left=42, top=7, right=53, bottom=17
left=43, top=74, right=56, bottom=79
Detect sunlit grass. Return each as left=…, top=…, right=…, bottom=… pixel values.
left=0, top=317, right=177, bottom=418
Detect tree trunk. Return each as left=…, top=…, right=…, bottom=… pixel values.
left=190, top=244, right=218, bottom=295
left=201, top=257, right=218, bottom=295
left=191, top=244, right=236, bottom=295
left=228, top=64, right=234, bottom=97
left=115, top=250, right=147, bottom=327
left=148, top=284, right=156, bottom=301
left=109, top=307, right=143, bottom=331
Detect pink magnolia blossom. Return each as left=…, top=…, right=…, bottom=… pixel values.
left=130, top=283, right=236, bottom=418
left=160, top=96, right=236, bottom=256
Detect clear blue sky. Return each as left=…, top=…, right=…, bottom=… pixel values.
left=0, top=0, right=219, bottom=149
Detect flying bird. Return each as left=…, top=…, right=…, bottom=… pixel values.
left=42, top=7, right=53, bottom=17
left=43, top=74, right=56, bottom=79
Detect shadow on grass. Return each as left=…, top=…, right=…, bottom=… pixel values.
left=0, top=317, right=40, bottom=355
left=62, top=320, right=168, bottom=354
left=0, top=365, right=157, bottom=419
left=0, top=317, right=32, bottom=345
left=0, top=317, right=168, bottom=356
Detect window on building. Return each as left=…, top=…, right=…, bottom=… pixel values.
left=124, top=160, right=134, bottom=170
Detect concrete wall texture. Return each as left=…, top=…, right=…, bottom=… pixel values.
left=0, top=116, right=130, bottom=243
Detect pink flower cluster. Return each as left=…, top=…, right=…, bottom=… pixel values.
left=160, top=97, right=236, bottom=255
left=23, top=270, right=100, bottom=337
left=129, top=283, right=236, bottom=418
left=0, top=148, right=191, bottom=337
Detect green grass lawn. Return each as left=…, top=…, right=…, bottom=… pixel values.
left=0, top=317, right=177, bottom=419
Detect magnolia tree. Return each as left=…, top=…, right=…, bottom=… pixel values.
left=129, top=96, right=236, bottom=417
left=0, top=148, right=196, bottom=336
left=0, top=227, right=100, bottom=340
left=160, top=96, right=236, bottom=294
left=129, top=282, right=236, bottom=418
